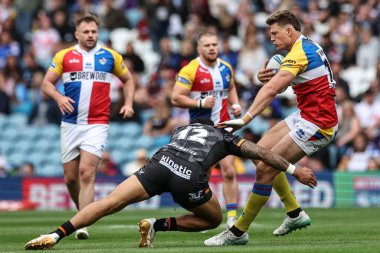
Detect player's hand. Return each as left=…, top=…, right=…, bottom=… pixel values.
left=216, top=119, right=245, bottom=132
left=119, top=104, right=134, bottom=118
left=257, top=60, right=275, bottom=83
left=56, top=95, right=75, bottom=115
left=293, top=167, right=317, bottom=189
left=202, top=95, right=215, bottom=109
left=231, top=104, right=242, bottom=117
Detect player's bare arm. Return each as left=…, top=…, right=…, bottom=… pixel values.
left=217, top=70, right=295, bottom=132
left=227, top=81, right=241, bottom=117
left=41, top=70, right=75, bottom=115
left=118, top=70, right=135, bottom=118
left=172, top=84, right=215, bottom=109
left=240, top=140, right=317, bottom=188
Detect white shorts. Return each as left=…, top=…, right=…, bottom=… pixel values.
left=285, top=111, right=338, bottom=155
left=61, top=122, right=109, bottom=163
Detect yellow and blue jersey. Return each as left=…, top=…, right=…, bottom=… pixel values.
left=280, top=35, right=338, bottom=128
left=175, top=57, right=234, bottom=123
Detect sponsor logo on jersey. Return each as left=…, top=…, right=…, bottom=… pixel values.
left=85, top=62, right=92, bottom=70
left=219, top=65, right=225, bottom=72
left=177, top=76, right=190, bottom=85
left=284, top=59, right=296, bottom=64
left=200, top=78, right=211, bottom=84
left=69, top=71, right=108, bottom=81
left=99, top=57, right=107, bottom=65
left=51, top=62, right=56, bottom=69
left=159, top=155, right=192, bottom=180
left=168, top=143, right=197, bottom=155
left=69, top=58, right=80, bottom=64
left=225, top=73, right=230, bottom=82
left=96, top=50, right=105, bottom=55
left=200, top=89, right=228, bottom=99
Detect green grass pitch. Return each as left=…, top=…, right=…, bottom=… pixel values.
left=1, top=208, right=379, bottom=253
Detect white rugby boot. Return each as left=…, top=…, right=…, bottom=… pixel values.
left=273, top=211, right=311, bottom=236
left=204, top=229, right=249, bottom=246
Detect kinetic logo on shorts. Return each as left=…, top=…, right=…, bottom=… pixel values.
left=159, top=155, right=192, bottom=180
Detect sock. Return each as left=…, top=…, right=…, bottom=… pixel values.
left=226, top=203, right=238, bottom=218
left=273, top=172, right=300, bottom=212
left=234, top=183, right=272, bottom=232
left=229, top=225, right=245, bottom=237
left=287, top=207, right=302, bottom=218
left=153, top=217, right=177, bottom=231
left=53, top=221, right=76, bottom=242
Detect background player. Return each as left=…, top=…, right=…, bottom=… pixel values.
left=171, top=32, right=241, bottom=227
left=25, top=118, right=316, bottom=250
left=41, top=13, right=135, bottom=239
left=205, top=10, right=338, bottom=245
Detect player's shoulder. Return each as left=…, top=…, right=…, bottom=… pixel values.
left=100, top=45, right=122, bottom=58
left=218, top=58, right=233, bottom=71
left=180, top=58, right=200, bottom=73
left=54, top=46, right=76, bottom=58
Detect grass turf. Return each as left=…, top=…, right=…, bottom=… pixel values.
left=0, top=208, right=379, bottom=253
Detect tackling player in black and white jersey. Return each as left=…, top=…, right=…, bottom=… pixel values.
left=24, top=118, right=316, bottom=250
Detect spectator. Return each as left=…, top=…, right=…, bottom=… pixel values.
left=335, top=100, right=361, bottom=161
left=123, top=42, right=145, bottom=74
left=97, top=150, right=120, bottom=176
left=122, top=149, right=149, bottom=177
left=0, top=151, right=10, bottom=177
left=338, top=132, right=380, bottom=172
left=19, top=162, right=35, bottom=177
left=355, top=88, right=380, bottom=139
left=143, top=99, right=175, bottom=137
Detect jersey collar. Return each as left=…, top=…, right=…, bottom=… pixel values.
left=74, top=44, right=101, bottom=55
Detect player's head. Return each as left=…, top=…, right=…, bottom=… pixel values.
left=75, top=13, right=100, bottom=51
left=266, top=10, right=301, bottom=51
left=196, top=32, right=218, bottom=65
left=190, top=117, right=214, bottom=126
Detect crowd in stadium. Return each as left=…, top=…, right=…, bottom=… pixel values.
left=0, top=0, right=380, bottom=177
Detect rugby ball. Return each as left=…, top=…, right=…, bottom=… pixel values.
left=266, top=54, right=284, bottom=71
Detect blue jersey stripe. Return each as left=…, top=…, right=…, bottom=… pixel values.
left=62, top=81, right=81, bottom=124
left=94, top=49, right=115, bottom=72
left=302, top=38, right=324, bottom=72
left=219, top=62, right=232, bottom=89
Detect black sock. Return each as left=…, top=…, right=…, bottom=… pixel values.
left=229, top=225, right=244, bottom=237
left=153, top=217, right=177, bottom=231
left=287, top=208, right=302, bottom=218
left=53, top=221, right=76, bottom=242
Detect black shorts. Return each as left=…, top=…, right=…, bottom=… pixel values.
left=134, top=151, right=212, bottom=209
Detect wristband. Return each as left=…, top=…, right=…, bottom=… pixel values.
left=198, top=98, right=207, bottom=109
left=224, top=119, right=245, bottom=126
left=198, top=99, right=202, bottom=109
left=285, top=163, right=296, bottom=175
left=231, top=104, right=241, bottom=110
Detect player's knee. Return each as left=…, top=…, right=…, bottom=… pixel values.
left=64, top=175, right=77, bottom=188
left=255, top=162, right=277, bottom=184
left=221, top=167, right=236, bottom=181
left=79, top=167, right=96, bottom=183
left=208, top=213, right=223, bottom=229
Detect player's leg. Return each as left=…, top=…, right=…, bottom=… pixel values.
left=62, top=159, right=80, bottom=209
left=219, top=155, right=239, bottom=227
left=24, top=175, right=150, bottom=250
left=205, top=134, right=305, bottom=246
left=74, top=125, right=109, bottom=239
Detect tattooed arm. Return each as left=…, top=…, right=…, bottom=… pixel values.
left=239, top=140, right=317, bottom=188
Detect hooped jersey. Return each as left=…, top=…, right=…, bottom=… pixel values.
left=158, top=123, right=245, bottom=172
left=280, top=35, right=338, bottom=128
left=175, top=57, right=234, bottom=123
left=49, top=44, right=128, bottom=125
